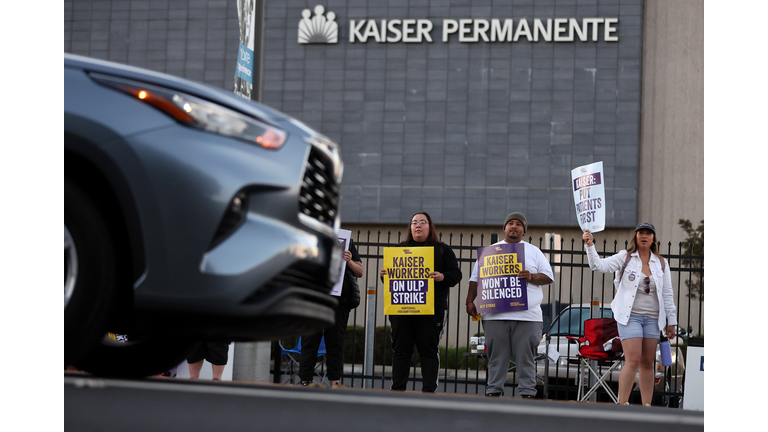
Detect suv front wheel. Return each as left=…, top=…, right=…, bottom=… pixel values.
left=64, top=179, right=118, bottom=365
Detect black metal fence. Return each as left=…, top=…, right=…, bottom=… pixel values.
left=275, top=230, right=703, bottom=406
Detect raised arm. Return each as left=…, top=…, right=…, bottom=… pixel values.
left=583, top=229, right=627, bottom=274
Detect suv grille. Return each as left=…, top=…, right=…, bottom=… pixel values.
left=241, top=264, right=332, bottom=305
left=299, top=146, right=339, bottom=227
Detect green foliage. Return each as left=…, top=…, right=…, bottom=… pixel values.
left=678, top=219, right=704, bottom=300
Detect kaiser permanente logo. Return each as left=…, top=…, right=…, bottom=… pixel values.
left=298, top=5, right=339, bottom=44
left=298, top=5, right=619, bottom=44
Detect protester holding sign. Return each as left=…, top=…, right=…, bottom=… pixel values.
left=466, top=212, right=553, bottom=398
left=582, top=223, right=677, bottom=406
left=379, top=212, right=462, bottom=392
left=299, top=236, right=363, bottom=388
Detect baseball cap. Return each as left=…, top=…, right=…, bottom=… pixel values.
left=635, top=222, right=656, bottom=234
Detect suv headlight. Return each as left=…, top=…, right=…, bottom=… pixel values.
left=90, top=73, right=287, bottom=150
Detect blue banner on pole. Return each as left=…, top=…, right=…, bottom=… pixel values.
left=236, top=41, right=254, bottom=84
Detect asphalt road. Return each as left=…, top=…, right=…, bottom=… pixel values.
left=65, top=374, right=704, bottom=432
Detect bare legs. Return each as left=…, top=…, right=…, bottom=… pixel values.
left=618, top=337, right=658, bottom=405
left=211, top=364, right=225, bottom=380
left=188, top=360, right=224, bottom=380
left=188, top=360, right=204, bottom=379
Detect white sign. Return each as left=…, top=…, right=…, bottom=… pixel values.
left=351, top=18, right=618, bottom=43
left=571, top=161, right=605, bottom=233
left=298, top=5, right=619, bottom=45
left=683, top=346, right=704, bottom=411
left=329, top=229, right=351, bottom=296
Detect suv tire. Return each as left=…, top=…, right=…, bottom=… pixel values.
left=64, top=179, right=117, bottom=365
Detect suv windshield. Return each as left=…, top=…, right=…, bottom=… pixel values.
left=549, top=307, right=614, bottom=336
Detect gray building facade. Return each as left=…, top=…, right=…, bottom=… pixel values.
left=65, top=0, right=653, bottom=229
left=261, top=0, right=643, bottom=227
left=64, top=0, right=243, bottom=93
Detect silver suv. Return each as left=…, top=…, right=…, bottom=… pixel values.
left=65, top=54, right=343, bottom=377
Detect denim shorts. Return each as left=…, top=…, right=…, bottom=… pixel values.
left=617, top=314, right=659, bottom=340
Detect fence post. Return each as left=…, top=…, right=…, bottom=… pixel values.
left=543, top=233, right=559, bottom=400
left=363, top=285, right=376, bottom=389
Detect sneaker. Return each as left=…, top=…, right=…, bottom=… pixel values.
left=521, top=395, right=535, bottom=399
left=645, top=404, right=651, bottom=407
left=486, top=392, right=502, bottom=397
left=299, top=381, right=311, bottom=386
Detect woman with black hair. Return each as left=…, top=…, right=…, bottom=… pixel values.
left=379, top=212, right=462, bottom=392
left=583, top=223, right=677, bottom=406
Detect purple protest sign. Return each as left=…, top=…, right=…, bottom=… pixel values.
left=476, top=243, right=528, bottom=313
left=389, top=279, right=428, bottom=305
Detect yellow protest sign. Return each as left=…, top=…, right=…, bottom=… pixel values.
left=383, top=247, right=434, bottom=315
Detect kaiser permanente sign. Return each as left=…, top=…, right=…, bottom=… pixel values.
left=349, top=17, right=619, bottom=43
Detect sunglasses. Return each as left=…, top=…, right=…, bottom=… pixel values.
left=643, top=276, right=650, bottom=294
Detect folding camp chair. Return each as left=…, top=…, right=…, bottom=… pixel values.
left=279, top=337, right=302, bottom=384
left=566, top=318, right=624, bottom=403
left=278, top=335, right=328, bottom=385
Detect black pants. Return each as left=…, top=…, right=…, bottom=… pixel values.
left=299, top=304, right=350, bottom=382
left=388, top=299, right=447, bottom=392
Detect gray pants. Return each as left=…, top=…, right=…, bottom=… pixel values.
left=482, top=320, right=542, bottom=397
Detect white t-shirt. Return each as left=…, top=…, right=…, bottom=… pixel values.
left=469, top=240, right=554, bottom=322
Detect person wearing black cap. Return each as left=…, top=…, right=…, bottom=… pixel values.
left=465, top=212, right=554, bottom=398
left=582, top=223, right=677, bottom=406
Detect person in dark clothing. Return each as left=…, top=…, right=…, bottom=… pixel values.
left=299, top=238, right=363, bottom=388
left=379, top=212, right=462, bottom=392
left=187, top=342, right=230, bottom=380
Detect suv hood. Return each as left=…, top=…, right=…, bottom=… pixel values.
left=64, top=53, right=321, bottom=140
